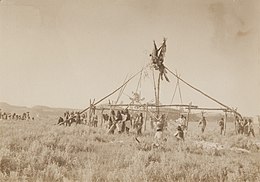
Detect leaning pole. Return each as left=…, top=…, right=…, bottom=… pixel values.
left=79, top=66, right=147, bottom=115
left=165, top=67, right=242, bottom=119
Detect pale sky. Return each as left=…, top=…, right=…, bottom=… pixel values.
left=0, top=0, right=259, bottom=116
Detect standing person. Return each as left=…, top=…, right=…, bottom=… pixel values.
left=238, top=118, right=245, bottom=134
left=76, top=112, right=81, bottom=125
left=121, top=110, right=126, bottom=133
left=161, top=114, right=167, bottom=130
left=198, top=116, right=207, bottom=133
left=175, top=115, right=186, bottom=131
left=116, top=110, right=123, bottom=134
left=247, top=119, right=255, bottom=137
left=136, top=113, right=144, bottom=135
left=92, top=113, right=98, bottom=127
left=235, top=116, right=241, bottom=134
left=243, top=119, right=249, bottom=135
left=65, top=111, right=70, bottom=126
left=108, top=110, right=115, bottom=129
left=154, top=115, right=164, bottom=147
left=108, top=110, right=116, bottom=134
left=150, top=116, right=154, bottom=129
left=218, top=118, right=225, bottom=135
left=124, top=109, right=131, bottom=134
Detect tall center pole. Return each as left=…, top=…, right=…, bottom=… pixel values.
left=156, top=74, right=161, bottom=116
left=152, top=69, right=158, bottom=115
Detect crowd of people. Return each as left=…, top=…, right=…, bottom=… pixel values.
left=235, top=116, right=255, bottom=137
left=58, top=108, right=147, bottom=135
left=0, top=109, right=33, bottom=121
left=58, top=111, right=89, bottom=126
left=106, top=109, right=144, bottom=135
left=172, top=114, right=257, bottom=141
left=57, top=109, right=258, bottom=148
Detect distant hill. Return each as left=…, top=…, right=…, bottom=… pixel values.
left=0, top=102, right=230, bottom=122
left=0, top=102, right=78, bottom=119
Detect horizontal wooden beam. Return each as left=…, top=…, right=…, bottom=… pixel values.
left=95, top=107, right=181, bottom=113
left=189, top=107, right=230, bottom=111
left=108, top=104, right=198, bottom=108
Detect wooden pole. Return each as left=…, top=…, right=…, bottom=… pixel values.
left=89, top=99, right=92, bottom=125
left=152, top=69, right=157, bottom=112
left=187, top=102, right=191, bottom=130
left=224, top=111, right=227, bottom=135
left=189, top=107, right=230, bottom=111
left=144, top=103, right=148, bottom=131
left=115, top=74, right=129, bottom=105
left=79, top=66, right=147, bottom=115
left=109, top=104, right=197, bottom=108
left=165, top=67, right=242, bottom=119
left=156, top=73, right=161, bottom=116
left=101, top=108, right=104, bottom=127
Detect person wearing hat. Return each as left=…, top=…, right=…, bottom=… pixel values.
left=247, top=119, right=255, bottom=137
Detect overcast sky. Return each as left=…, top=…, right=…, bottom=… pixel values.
left=0, top=0, right=259, bottom=116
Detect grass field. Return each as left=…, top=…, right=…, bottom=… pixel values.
left=0, top=118, right=260, bottom=182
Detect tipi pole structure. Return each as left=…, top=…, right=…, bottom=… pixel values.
left=165, top=67, right=242, bottom=119
left=79, top=66, right=147, bottom=115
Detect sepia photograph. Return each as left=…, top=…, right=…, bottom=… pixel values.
left=0, top=0, right=260, bottom=181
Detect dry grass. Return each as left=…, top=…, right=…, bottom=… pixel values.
left=0, top=119, right=260, bottom=182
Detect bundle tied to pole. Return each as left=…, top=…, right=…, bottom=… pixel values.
left=150, top=38, right=170, bottom=82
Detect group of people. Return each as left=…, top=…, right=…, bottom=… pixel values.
left=57, top=110, right=258, bottom=149
left=57, top=108, right=146, bottom=135
left=199, top=115, right=256, bottom=137
left=107, top=109, right=144, bottom=135
left=172, top=114, right=257, bottom=140
left=0, top=109, right=33, bottom=121
left=235, top=116, right=255, bottom=137
left=200, top=116, right=255, bottom=137
left=57, top=111, right=97, bottom=126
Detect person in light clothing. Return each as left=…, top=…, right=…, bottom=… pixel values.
left=123, top=109, right=131, bottom=134
left=154, top=115, right=164, bottom=147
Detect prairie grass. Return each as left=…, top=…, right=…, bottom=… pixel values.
left=0, top=119, right=260, bottom=182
